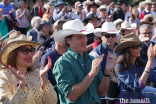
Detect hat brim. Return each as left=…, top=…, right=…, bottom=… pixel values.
left=54, top=23, right=94, bottom=42
left=0, top=40, right=41, bottom=66
left=94, top=28, right=119, bottom=37
left=55, top=3, right=65, bottom=7
left=121, top=23, right=137, bottom=30
left=142, top=1, right=153, bottom=8
left=87, top=3, right=99, bottom=11
left=37, top=23, right=50, bottom=31
left=140, top=21, right=154, bottom=25
left=97, top=6, right=109, bottom=14
left=114, top=37, right=149, bottom=53
left=83, top=17, right=100, bottom=23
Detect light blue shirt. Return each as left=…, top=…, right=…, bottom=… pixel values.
left=53, top=9, right=71, bottom=21
left=0, top=2, right=16, bottom=19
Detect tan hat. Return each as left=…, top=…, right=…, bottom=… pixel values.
left=140, top=14, right=155, bottom=25
left=0, top=34, right=41, bottom=66
left=142, top=0, right=154, bottom=8
left=114, top=33, right=149, bottom=53
left=121, top=21, right=137, bottom=30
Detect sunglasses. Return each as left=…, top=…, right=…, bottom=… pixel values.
left=130, top=43, right=143, bottom=49
left=18, top=47, right=35, bottom=55
left=101, top=33, right=116, bottom=38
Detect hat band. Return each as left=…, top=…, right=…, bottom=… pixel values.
left=105, top=30, right=116, bottom=32
left=79, top=27, right=88, bottom=32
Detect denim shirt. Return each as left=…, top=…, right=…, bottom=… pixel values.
left=115, top=63, right=156, bottom=99
left=89, top=43, right=118, bottom=74
left=53, top=48, right=103, bottom=104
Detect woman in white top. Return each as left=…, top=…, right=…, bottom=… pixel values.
left=16, top=1, right=30, bottom=34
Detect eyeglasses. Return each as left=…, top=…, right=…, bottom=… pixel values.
left=100, top=9, right=106, bottom=11
left=18, top=47, right=35, bottom=55
left=130, top=43, right=143, bottom=49
left=142, top=32, right=152, bottom=35
left=43, top=25, right=49, bottom=28
left=147, top=4, right=152, bottom=6
left=101, top=33, right=116, bottom=38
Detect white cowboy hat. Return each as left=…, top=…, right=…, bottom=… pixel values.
left=94, top=22, right=119, bottom=37
left=121, top=21, right=137, bottom=30
left=113, top=18, right=123, bottom=28
left=83, top=0, right=92, bottom=9
left=97, top=5, right=109, bottom=14
left=142, top=0, right=154, bottom=8
left=54, top=19, right=94, bottom=42
left=94, top=0, right=101, bottom=5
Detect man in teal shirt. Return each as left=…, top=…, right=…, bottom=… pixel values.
left=53, top=19, right=117, bottom=104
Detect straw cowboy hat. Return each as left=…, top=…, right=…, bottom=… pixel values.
left=0, top=34, right=41, bottom=66
left=140, top=14, right=156, bottom=25
left=54, top=19, right=94, bottom=42
left=113, top=18, right=123, bottom=28
left=142, top=0, right=154, bottom=8
left=94, top=22, right=119, bottom=37
left=114, top=33, right=149, bottom=53
left=87, top=2, right=100, bottom=11
left=121, top=21, right=137, bottom=30
left=97, top=5, right=109, bottom=14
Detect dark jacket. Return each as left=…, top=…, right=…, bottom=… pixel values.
left=111, top=7, right=125, bottom=22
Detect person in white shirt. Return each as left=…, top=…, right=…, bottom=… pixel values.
left=138, top=1, right=144, bottom=17
left=82, top=0, right=92, bottom=17
left=71, top=4, right=85, bottom=21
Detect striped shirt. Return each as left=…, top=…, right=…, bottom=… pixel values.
left=16, top=9, right=30, bottom=28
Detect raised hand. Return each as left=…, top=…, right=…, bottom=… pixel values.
left=32, top=51, right=42, bottom=65
left=40, top=56, right=52, bottom=78
left=9, top=8, right=14, bottom=14
left=147, top=44, right=154, bottom=63
left=105, top=52, right=117, bottom=75
left=8, top=65, right=26, bottom=89
left=89, top=54, right=104, bottom=78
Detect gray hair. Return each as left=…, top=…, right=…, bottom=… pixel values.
left=31, top=16, right=41, bottom=27
left=139, top=24, right=152, bottom=34
left=19, top=0, right=26, bottom=6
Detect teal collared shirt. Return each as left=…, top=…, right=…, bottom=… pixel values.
left=53, top=48, right=103, bottom=104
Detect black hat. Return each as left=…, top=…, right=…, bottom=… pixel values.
left=83, top=13, right=100, bottom=23
left=87, top=2, right=100, bottom=11
left=117, top=0, right=127, bottom=5
left=33, top=0, right=36, bottom=3
left=37, top=20, right=50, bottom=31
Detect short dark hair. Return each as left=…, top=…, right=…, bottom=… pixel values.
left=65, top=35, right=73, bottom=47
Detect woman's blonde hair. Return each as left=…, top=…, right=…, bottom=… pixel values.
left=43, top=5, right=53, bottom=16
left=131, top=7, right=139, bottom=20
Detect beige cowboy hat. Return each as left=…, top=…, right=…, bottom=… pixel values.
left=121, top=21, right=137, bottom=30
left=0, top=33, right=41, bottom=66
left=114, top=33, right=149, bottom=53
left=140, top=14, right=156, bottom=25
left=142, top=0, right=154, bottom=8
left=83, top=0, right=92, bottom=9
left=54, top=19, right=94, bottom=42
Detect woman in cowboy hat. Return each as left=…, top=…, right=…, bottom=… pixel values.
left=113, top=33, right=156, bottom=104
left=0, top=33, right=57, bottom=104
left=97, top=5, right=109, bottom=22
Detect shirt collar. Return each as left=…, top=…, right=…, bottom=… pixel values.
left=145, top=8, right=150, bottom=13
left=101, top=42, right=117, bottom=51
left=67, top=48, right=88, bottom=60
left=33, top=28, right=40, bottom=34
left=143, top=41, right=152, bottom=47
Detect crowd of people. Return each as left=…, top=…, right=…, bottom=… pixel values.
left=1, top=0, right=156, bottom=103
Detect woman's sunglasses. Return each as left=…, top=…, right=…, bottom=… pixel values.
left=18, top=47, right=35, bottom=55
left=130, top=43, right=143, bottom=49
